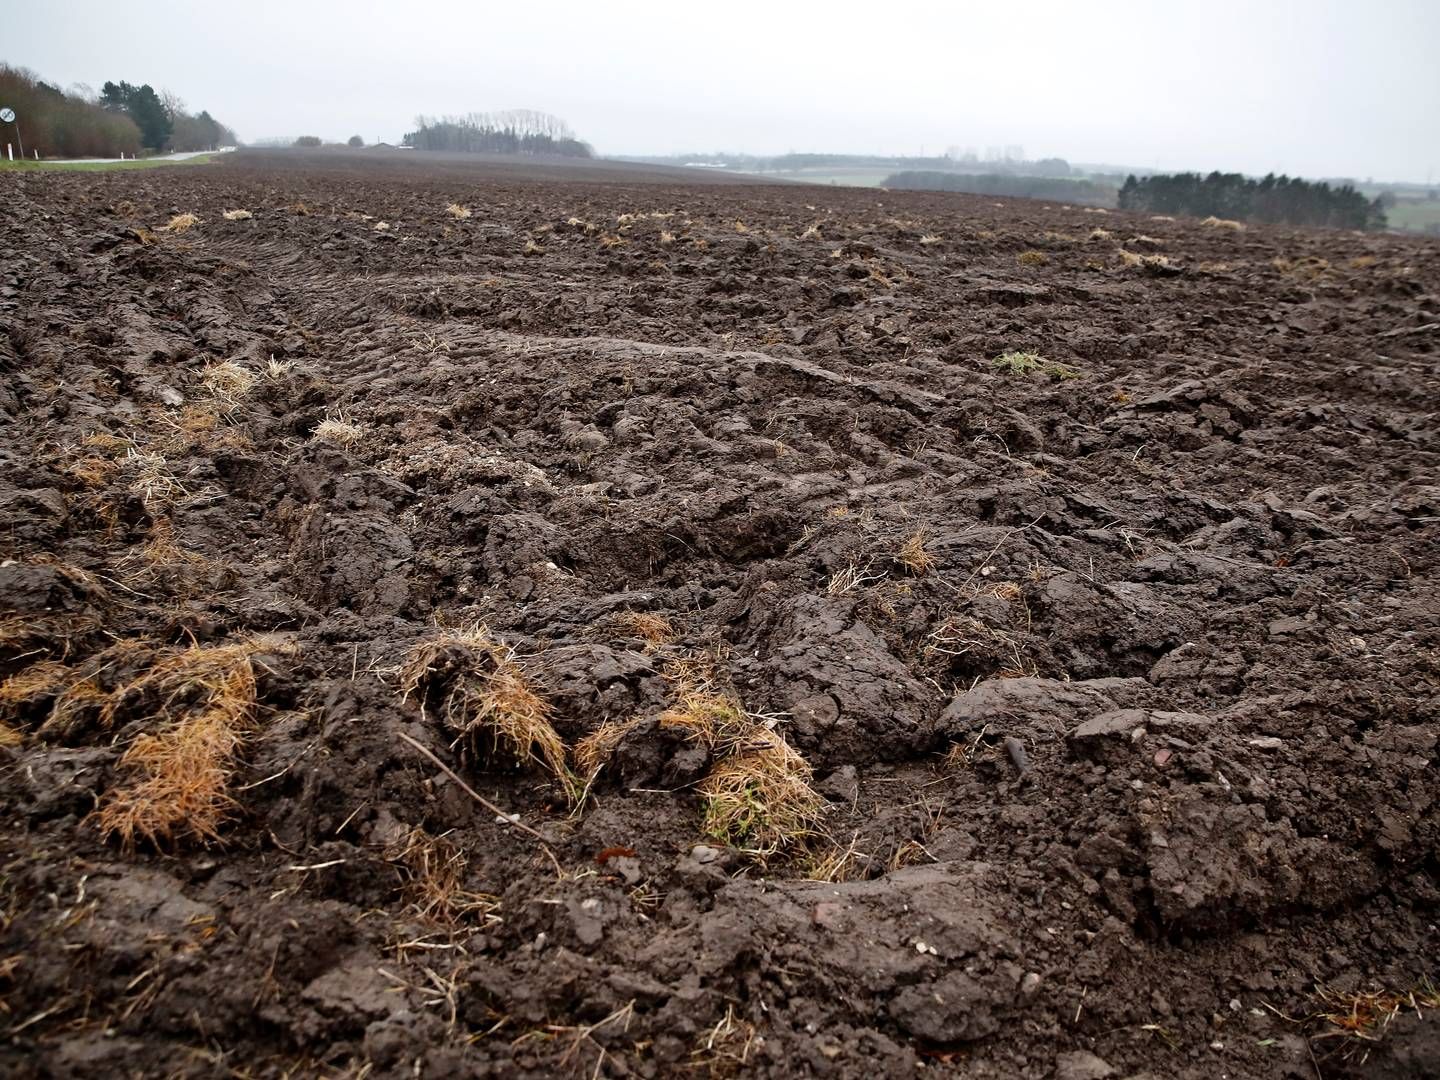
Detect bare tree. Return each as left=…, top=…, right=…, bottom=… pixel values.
left=159, top=88, right=186, bottom=121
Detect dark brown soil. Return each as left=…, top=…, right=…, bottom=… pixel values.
left=1, top=149, right=1438, bottom=1079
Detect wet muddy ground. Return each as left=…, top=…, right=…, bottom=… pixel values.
left=1, top=149, right=1437, bottom=1078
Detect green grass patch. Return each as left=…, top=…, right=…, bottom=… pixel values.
left=991, top=351, right=1081, bottom=379
left=733, top=167, right=894, bottom=188
left=0, top=153, right=219, bottom=172
left=1384, top=199, right=1440, bottom=234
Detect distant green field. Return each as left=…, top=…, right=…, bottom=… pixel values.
left=1385, top=199, right=1440, bottom=233
left=0, top=153, right=218, bottom=172
left=734, top=167, right=893, bottom=188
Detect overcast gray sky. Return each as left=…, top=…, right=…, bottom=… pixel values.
left=8, top=0, right=1439, bottom=181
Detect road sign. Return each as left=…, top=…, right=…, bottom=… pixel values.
left=0, top=109, right=14, bottom=124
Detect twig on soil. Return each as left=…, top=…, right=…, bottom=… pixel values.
left=396, top=730, right=549, bottom=844
left=286, top=858, right=348, bottom=872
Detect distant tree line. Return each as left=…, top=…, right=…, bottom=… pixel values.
left=0, top=65, right=141, bottom=158
left=0, top=65, right=234, bottom=158
left=100, top=80, right=235, bottom=152
left=402, top=111, right=591, bottom=157
left=1118, top=172, right=1386, bottom=230
left=883, top=170, right=1113, bottom=207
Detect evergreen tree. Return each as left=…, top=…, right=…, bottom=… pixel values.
left=1117, top=171, right=1385, bottom=230
left=99, top=80, right=173, bottom=149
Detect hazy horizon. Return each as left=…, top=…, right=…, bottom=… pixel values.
left=8, top=0, right=1439, bottom=183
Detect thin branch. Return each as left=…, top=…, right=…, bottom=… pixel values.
left=397, top=731, right=550, bottom=844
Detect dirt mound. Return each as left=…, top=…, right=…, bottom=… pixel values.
left=1, top=157, right=1437, bottom=1078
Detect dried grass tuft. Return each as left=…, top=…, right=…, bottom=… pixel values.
left=221, top=209, right=253, bottom=221
left=699, top=728, right=822, bottom=853
left=608, top=611, right=676, bottom=648
left=201, top=360, right=257, bottom=407
left=388, top=826, right=500, bottom=925
left=124, top=449, right=188, bottom=511
left=991, top=350, right=1080, bottom=380
left=445, top=203, right=471, bottom=220
left=1201, top=215, right=1245, bottom=230
left=663, top=664, right=820, bottom=853
left=0, top=661, right=72, bottom=726
left=573, top=653, right=821, bottom=852
left=1313, top=980, right=1440, bottom=1052
left=400, top=627, right=567, bottom=781
left=827, top=561, right=886, bottom=595
left=896, top=531, right=935, bottom=576
left=163, top=213, right=200, bottom=233
left=0, top=611, right=101, bottom=667
left=68, top=455, right=121, bottom=488
left=574, top=714, right=647, bottom=780
left=803, top=835, right=867, bottom=882
left=123, top=517, right=212, bottom=582
left=312, top=417, right=364, bottom=445
left=94, top=641, right=273, bottom=849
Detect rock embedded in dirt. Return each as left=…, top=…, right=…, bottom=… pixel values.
left=1054, top=1050, right=1117, bottom=1080
left=888, top=970, right=1004, bottom=1043
left=1067, top=710, right=1149, bottom=761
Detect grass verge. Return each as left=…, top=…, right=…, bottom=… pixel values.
left=0, top=153, right=219, bottom=172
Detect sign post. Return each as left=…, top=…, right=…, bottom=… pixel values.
left=0, top=108, right=23, bottom=161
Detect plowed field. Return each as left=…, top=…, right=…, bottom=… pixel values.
left=2, top=149, right=1437, bottom=1078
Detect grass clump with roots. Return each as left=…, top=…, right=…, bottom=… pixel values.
left=312, top=416, right=364, bottom=445
left=445, top=203, right=471, bottom=220
left=575, top=655, right=822, bottom=854
left=697, top=729, right=822, bottom=853
left=163, top=212, right=200, bottom=232
left=896, top=530, right=935, bottom=576
left=221, top=209, right=252, bottom=221
left=1117, top=249, right=1175, bottom=273
left=1306, top=979, right=1440, bottom=1062
left=400, top=626, right=568, bottom=783
left=662, top=662, right=821, bottom=854
left=94, top=640, right=275, bottom=849
left=200, top=360, right=257, bottom=409
left=607, top=611, right=676, bottom=648
left=991, top=351, right=1081, bottom=380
